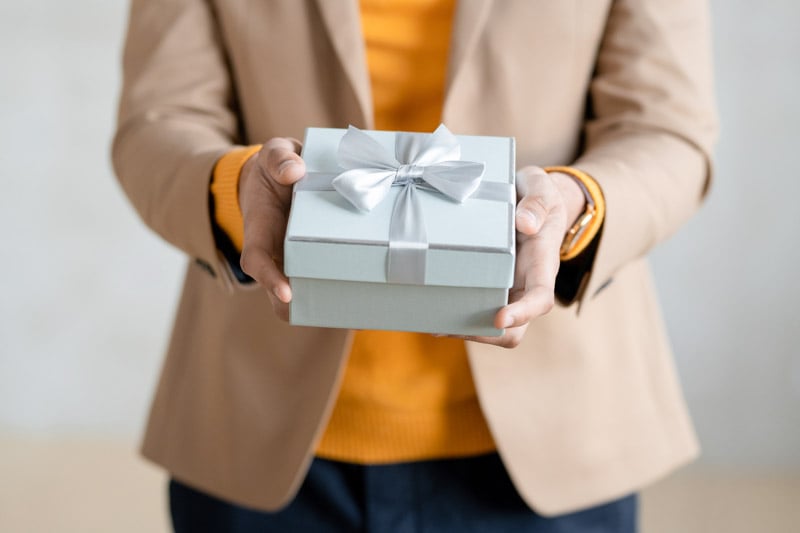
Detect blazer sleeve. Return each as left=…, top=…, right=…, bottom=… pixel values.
left=572, top=0, right=718, bottom=306
left=111, top=0, right=242, bottom=289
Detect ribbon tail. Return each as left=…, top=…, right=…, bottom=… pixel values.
left=387, top=184, right=428, bottom=284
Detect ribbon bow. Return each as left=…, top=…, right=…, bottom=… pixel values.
left=332, top=124, right=486, bottom=211
left=329, top=125, right=485, bottom=284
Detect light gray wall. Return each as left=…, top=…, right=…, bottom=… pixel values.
left=651, top=0, right=800, bottom=468
left=0, top=0, right=183, bottom=436
left=0, top=0, right=797, bottom=467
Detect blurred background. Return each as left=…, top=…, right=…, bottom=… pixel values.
left=1, top=0, right=798, bottom=531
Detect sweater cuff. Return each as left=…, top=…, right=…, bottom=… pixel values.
left=547, top=166, right=606, bottom=306
left=210, top=145, right=262, bottom=252
left=544, top=166, right=606, bottom=261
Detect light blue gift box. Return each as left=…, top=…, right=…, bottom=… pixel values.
left=284, top=126, right=516, bottom=336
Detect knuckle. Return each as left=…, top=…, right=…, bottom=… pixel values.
left=526, top=196, right=549, bottom=214
left=520, top=165, right=546, bottom=176
left=504, top=337, right=520, bottom=349
left=263, top=137, right=290, bottom=151
left=499, top=334, right=520, bottom=349
left=518, top=196, right=549, bottom=222
left=541, top=294, right=555, bottom=314
left=240, top=248, right=265, bottom=278
left=265, top=149, right=284, bottom=173
left=517, top=166, right=547, bottom=190
left=239, top=248, right=255, bottom=275
left=270, top=298, right=290, bottom=322
left=255, top=146, right=271, bottom=168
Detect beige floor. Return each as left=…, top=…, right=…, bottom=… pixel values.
left=1, top=436, right=798, bottom=533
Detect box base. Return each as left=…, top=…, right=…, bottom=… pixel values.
left=289, top=278, right=507, bottom=337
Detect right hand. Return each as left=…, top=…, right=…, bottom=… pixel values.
left=239, top=137, right=306, bottom=321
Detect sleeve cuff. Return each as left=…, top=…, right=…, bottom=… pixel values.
left=544, top=166, right=606, bottom=261
left=547, top=166, right=606, bottom=306
left=209, top=145, right=262, bottom=252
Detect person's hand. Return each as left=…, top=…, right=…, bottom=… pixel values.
left=460, top=166, right=586, bottom=348
left=239, top=137, right=305, bottom=321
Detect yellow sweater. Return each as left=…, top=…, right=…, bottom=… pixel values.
left=319, top=0, right=497, bottom=463
left=210, top=0, right=496, bottom=464
left=318, top=0, right=496, bottom=464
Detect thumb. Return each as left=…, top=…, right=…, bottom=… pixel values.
left=515, top=166, right=557, bottom=235
left=259, top=137, right=306, bottom=186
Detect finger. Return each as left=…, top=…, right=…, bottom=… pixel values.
left=515, top=165, right=549, bottom=197
left=241, top=206, right=289, bottom=298
left=268, top=296, right=291, bottom=323
left=498, top=214, right=564, bottom=329
left=515, top=166, right=560, bottom=236
left=459, top=324, right=528, bottom=349
left=501, top=238, right=560, bottom=327
left=240, top=198, right=292, bottom=304
left=495, top=285, right=555, bottom=329
left=240, top=244, right=293, bottom=303
left=516, top=211, right=563, bottom=283
left=258, top=138, right=306, bottom=186
left=515, top=195, right=548, bottom=235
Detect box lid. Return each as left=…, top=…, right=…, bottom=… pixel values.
left=284, top=127, right=516, bottom=289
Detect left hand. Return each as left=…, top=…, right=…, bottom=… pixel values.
left=459, top=166, right=586, bottom=348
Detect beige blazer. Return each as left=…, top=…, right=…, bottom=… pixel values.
left=113, top=0, right=717, bottom=516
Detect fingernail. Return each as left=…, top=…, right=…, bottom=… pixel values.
left=516, top=210, right=537, bottom=227
left=273, top=286, right=285, bottom=302
left=278, top=159, right=296, bottom=174
left=517, top=209, right=537, bottom=224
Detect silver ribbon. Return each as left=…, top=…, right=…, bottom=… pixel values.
left=297, top=124, right=513, bottom=284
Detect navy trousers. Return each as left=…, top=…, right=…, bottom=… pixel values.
left=170, top=453, right=637, bottom=532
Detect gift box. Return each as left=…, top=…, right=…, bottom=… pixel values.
left=284, top=125, right=516, bottom=336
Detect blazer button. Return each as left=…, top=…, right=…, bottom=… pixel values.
left=194, top=258, right=217, bottom=278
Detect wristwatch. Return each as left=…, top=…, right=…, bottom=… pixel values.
left=543, top=166, right=605, bottom=261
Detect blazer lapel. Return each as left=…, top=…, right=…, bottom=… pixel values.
left=314, top=0, right=373, bottom=128
left=442, top=0, right=493, bottom=122
left=444, top=0, right=494, bottom=115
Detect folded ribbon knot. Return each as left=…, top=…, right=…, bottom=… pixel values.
left=394, top=164, right=425, bottom=186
